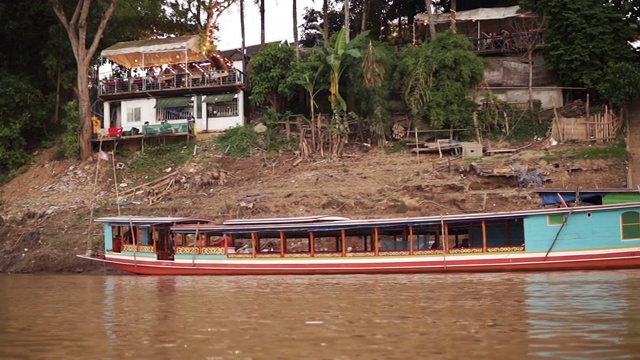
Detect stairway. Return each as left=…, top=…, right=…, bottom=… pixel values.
left=627, top=100, right=640, bottom=187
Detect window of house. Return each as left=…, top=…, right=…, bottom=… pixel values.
left=548, top=214, right=567, bottom=226
left=207, top=98, right=239, bottom=118
left=621, top=211, right=640, bottom=240
left=126, top=107, right=141, bottom=123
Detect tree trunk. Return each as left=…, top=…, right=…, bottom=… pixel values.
left=528, top=50, right=534, bottom=118
left=260, top=0, right=265, bottom=47
left=450, top=0, right=456, bottom=31
left=293, top=0, right=299, bottom=60
left=240, top=0, right=246, bottom=70
left=77, top=65, right=93, bottom=160
left=360, top=0, right=368, bottom=32
left=323, top=0, right=329, bottom=42
left=344, top=0, right=350, bottom=43
left=425, top=0, right=436, bottom=40
left=50, top=0, right=119, bottom=160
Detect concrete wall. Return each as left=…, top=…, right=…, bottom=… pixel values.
left=489, top=87, right=563, bottom=110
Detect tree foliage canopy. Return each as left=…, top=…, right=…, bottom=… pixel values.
left=401, top=31, right=486, bottom=129
left=521, top=0, right=640, bottom=106
left=248, top=42, right=299, bottom=111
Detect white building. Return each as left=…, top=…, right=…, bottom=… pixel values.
left=98, top=35, right=245, bottom=137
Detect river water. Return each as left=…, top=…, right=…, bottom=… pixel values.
left=1, top=270, right=640, bottom=359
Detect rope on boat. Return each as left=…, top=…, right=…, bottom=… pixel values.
left=544, top=209, right=574, bottom=260
left=440, top=216, right=447, bottom=269
left=86, top=139, right=104, bottom=255
left=129, top=217, right=137, bottom=266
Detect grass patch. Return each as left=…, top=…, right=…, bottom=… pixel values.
left=541, top=143, right=629, bottom=162
left=570, top=143, right=629, bottom=160
left=128, top=143, right=193, bottom=173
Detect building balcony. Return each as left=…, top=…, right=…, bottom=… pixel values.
left=468, top=32, right=540, bottom=55
left=98, top=69, right=245, bottom=100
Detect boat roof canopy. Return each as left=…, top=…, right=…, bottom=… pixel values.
left=170, top=203, right=640, bottom=235
left=222, top=215, right=351, bottom=226
left=95, top=216, right=212, bottom=226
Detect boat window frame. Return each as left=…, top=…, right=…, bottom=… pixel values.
left=621, top=211, right=640, bottom=240
left=547, top=214, right=567, bottom=226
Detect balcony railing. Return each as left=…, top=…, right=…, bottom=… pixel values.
left=468, top=32, right=540, bottom=54
left=99, top=69, right=245, bottom=96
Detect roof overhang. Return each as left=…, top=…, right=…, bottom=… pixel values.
left=415, top=6, right=533, bottom=24
left=101, top=35, right=209, bottom=68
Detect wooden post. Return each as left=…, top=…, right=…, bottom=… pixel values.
left=481, top=221, right=487, bottom=252
left=444, top=222, right=450, bottom=254
left=409, top=226, right=414, bottom=255
left=251, top=232, right=257, bottom=258
left=341, top=229, right=347, bottom=257
left=310, top=232, right=315, bottom=257
left=373, top=227, right=379, bottom=256
left=280, top=231, right=286, bottom=258
left=415, top=127, right=419, bottom=161
left=473, top=111, right=481, bottom=144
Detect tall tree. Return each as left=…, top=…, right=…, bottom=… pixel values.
left=425, top=0, right=436, bottom=40
left=323, top=0, right=330, bottom=41
left=344, top=0, right=350, bottom=43
left=240, top=0, right=246, bottom=71
left=49, top=0, right=119, bottom=160
left=521, top=0, right=640, bottom=106
left=254, top=0, right=265, bottom=47
left=294, top=0, right=300, bottom=60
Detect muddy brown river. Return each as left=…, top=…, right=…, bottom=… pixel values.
left=1, top=271, right=640, bottom=359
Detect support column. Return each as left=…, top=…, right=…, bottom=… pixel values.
left=310, top=232, right=315, bottom=257
left=482, top=221, right=488, bottom=253
left=444, top=223, right=450, bottom=254
left=251, top=232, right=257, bottom=258
left=409, top=226, right=414, bottom=255
left=373, top=228, right=379, bottom=256
left=341, top=229, right=347, bottom=257
left=280, top=231, right=286, bottom=258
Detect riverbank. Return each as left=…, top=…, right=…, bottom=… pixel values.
left=0, top=138, right=628, bottom=273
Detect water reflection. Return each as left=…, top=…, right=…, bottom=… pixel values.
left=1, top=271, right=639, bottom=359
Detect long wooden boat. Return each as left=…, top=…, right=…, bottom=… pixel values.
left=78, top=203, right=640, bottom=275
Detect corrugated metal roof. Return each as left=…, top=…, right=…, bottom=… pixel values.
left=415, top=6, right=531, bottom=24
left=169, top=202, right=640, bottom=234
left=95, top=216, right=212, bottom=225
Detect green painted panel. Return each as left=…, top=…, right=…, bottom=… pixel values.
left=603, top=193, right=640, bottom=204
left=154, top=97, right=190, bottom=108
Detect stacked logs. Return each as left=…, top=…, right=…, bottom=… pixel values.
left=118, top=168, right=231, bottom=205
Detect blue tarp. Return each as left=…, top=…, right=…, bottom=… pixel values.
left=539, top=192, right=605, bottom=206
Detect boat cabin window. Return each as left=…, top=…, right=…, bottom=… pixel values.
left=548, top=214, right=567, bottom=226
left=621, top=211, right=640, bottom=240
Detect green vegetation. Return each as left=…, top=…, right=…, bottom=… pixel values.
left=128, top=143, right=193, bottom=172
left=542, top=143, right=629, bottom=161
left=571, top=143, right=629, bottom=160
left=521, top=0, right=640, bottom=106
left=214, top=110, right=298, bottom=158
left=214, top=126, right=259, bottom=158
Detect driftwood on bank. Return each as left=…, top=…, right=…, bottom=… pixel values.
left=119, top=168, right=231, bottom=205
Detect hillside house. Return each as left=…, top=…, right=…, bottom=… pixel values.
left=97, top=35, right=246, bottom=140
left=414, top=6, right=563, bottom=110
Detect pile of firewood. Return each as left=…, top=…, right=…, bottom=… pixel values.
left=558, top=99, right=586, bottom=118
left=119, top=168, right=231, bottom=204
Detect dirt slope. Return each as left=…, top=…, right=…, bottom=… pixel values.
left=0, top=140, right=628, bottom=273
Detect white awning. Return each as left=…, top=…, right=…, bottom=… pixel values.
left=415, top=6, right=530, bottom=24
left=101, top=35, right=209, bottom=68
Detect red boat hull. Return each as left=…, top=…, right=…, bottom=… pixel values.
left=78, top=249, right=640, bottom=275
